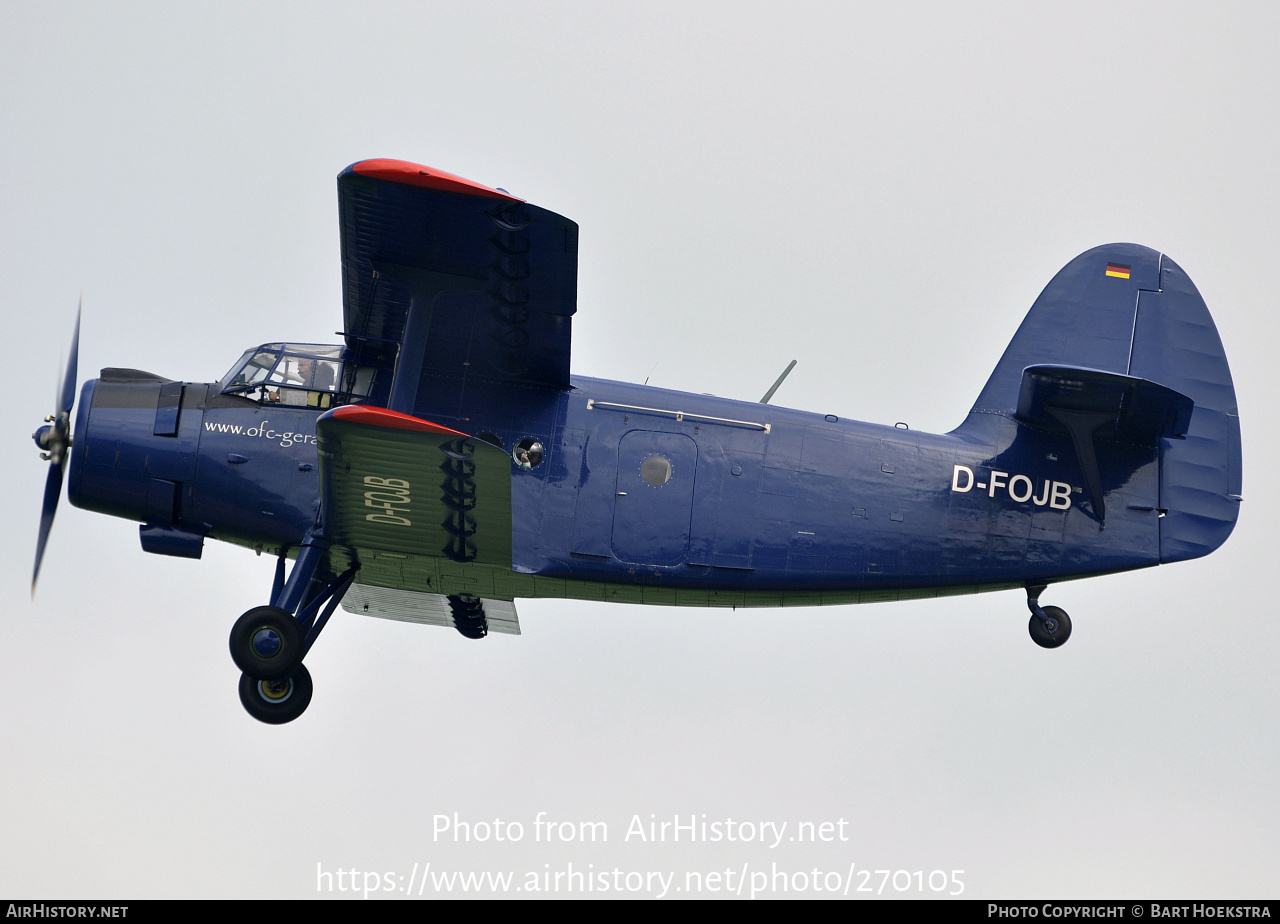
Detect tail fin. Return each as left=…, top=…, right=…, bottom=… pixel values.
left=956, top=244, right=1241, bottom=562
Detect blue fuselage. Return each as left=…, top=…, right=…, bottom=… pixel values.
left=68, top=368, right=1162, bottom=593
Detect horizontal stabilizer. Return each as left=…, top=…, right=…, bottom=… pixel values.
left=1015, top=365, right=1196, bottom=525
left=1016, top=365, right=1194, bottom=445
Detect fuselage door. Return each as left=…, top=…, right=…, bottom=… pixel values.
left=611, top=430, right=698, bottom=566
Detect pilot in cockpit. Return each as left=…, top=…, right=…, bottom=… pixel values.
left=223, top=344, right=366, bottom=408
left=274, top=358, right=338, bottom=406
left=302, top=358, right=336, bottom=391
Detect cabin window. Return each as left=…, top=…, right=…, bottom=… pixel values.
left=640, top=455, right=673, bottom=486
left=513, top=438, right=544, bottom=469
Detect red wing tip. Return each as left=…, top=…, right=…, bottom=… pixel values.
left=349, top=159, right=523, bottom=202
left=330, top=405, right=470, bottom=436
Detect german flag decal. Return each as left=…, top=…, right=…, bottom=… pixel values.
left=1105, top=263, right=1131, bottom=279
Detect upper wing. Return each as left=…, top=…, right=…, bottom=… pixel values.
left=338, top=159, right=579, bottom=404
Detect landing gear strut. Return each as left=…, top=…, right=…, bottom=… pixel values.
left=1026, top=584, right=1072, bottom=649
left=229, top=535, right=356, bottom=724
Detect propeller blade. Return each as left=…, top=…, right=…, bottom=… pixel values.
left=61, top=297, right=81, bottom=415
left=32, top=458, right=66, bottom=594
left=33, top=300, right=82, bottom=596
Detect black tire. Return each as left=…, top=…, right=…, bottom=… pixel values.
left=449, top=594, right=488, bottom=640
left=229, top=605, right=304, bottom=680
left=238, top=665, right=313, bottom=725
left=1029, top=605, right=1072, bottom=649
left=453, top=619, right=488, bottom=640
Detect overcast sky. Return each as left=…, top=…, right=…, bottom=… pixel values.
left=1, top=1, right=1276, bottom=899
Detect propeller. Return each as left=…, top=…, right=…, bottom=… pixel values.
left=32, top=299, right=81, bottom=594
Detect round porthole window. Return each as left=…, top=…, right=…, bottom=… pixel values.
left=640, top=454, right=672, bottom=486
left=513, top=438, right=544, bottom=469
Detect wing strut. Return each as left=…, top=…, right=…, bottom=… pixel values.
left=388, top=292, right=432, bottom=414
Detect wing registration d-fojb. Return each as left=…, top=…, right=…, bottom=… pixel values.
left=31, top=158, right=1242, bottom=723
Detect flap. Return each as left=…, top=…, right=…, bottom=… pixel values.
left=342, top=584, right=520, bottom=635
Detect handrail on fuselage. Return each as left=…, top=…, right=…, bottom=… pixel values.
left=586, top=399, right=772, bottom=433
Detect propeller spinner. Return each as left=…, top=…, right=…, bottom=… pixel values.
left=32, top=301, right=81, bottom=594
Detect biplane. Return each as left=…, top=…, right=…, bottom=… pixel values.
left=32, top=159, right=1242, bottom=723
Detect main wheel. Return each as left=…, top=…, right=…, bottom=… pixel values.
left=1028, top=605, right=1072, bottom=649
left=449, top=594, right=488, bottom=640
left=229, top=605, right=304, bottom=680
left=238, top=665, right=313, bottom=724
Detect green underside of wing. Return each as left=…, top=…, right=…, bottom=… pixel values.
left=318, top=419, right=513, bottom=567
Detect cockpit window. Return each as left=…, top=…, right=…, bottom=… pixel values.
left=220, top=343, right=373, bottom=408
left=234, top=351, right=279, bottom=387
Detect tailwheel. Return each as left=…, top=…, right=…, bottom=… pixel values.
left=238, top=664, right=313, bottom=725
left=1028, top=605, right=1072, bottom=649
left=229, top=605, right=304, bottom=680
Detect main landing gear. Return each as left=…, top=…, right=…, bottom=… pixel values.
left=239, top=665, right=314, bottom=725
left=228, top=536, right=356, bottom=724
left=1025, top=584, right=1072, bottom=649
left=449, top=594, right=489, bottom=639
